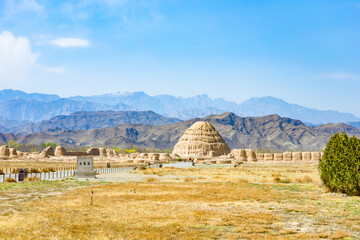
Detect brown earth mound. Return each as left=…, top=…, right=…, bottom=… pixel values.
left=55, top=146, right=66, bottom=156
left=172, top=121, right=230, bottom=158
left=0, top=145, right=10, bottom=157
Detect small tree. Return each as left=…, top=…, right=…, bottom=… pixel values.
left=41, top=142, right=58, bottom=149
left=319, top=132, right=360, bottom=196
left=8, top=140, right=16, bottom=148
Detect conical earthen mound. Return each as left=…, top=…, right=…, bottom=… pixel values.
left=172, top=121, right=230, bottom=158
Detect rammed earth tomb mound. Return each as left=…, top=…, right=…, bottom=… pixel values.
left=172, top=121, right=230, bottom=158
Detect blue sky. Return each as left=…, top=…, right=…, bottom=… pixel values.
left=0, top=0, right=360, bottom=116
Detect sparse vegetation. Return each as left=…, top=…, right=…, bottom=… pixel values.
left=5, top=177, right=16, bottom=183
left=0, top=162, right=359, bottom=239
left=145, top=177, right=158, bottom=182
left=41, top=142, right=58, bottom=149
left=25, top=176, right=41, bottom=182
left=274, top=176, right=292, bottom=183
left=111, top=146, right=172, bottom=154
left=294, top=175, right=314, bottom=183
left=7, top=140, right=24, bottom=151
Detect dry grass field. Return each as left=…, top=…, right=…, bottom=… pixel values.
left=0, top=163, right=359, bottom=239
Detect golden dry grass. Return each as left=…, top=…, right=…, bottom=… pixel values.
left=135, top=163, right=320, bottom=185
left=0, top=163, right=359, bottom=239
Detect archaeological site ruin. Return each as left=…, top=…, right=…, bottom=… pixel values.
left=172, top=121, right=231, bottom=158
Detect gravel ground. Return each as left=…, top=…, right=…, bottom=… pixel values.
left=95, top=171, right=146, bottom=182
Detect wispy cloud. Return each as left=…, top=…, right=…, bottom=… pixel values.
left=20, top=0, right=43, bottom=12
left=51, top=38, right=90, bottom=48
left=3, top=0, right=44, bottom=18
left=314, top=72, right=360, bottom=81
left=58, top=0, right=163, bottom=30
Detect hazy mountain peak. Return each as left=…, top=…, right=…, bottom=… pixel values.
left=238, top=96, right=360, bottom=124
left=0, top=89, right=359, bottom=125
left=242, top=96, right=288, bottom=105
left=0, top=89, right=60, bottom=102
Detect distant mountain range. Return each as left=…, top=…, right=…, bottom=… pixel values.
left=2, top=110, right=181, bottom=134
left=347, top=122, right=360, bottom=129
left=1, top=112, right=359, bottom=151
left=0, top=89, right=359, bottom=127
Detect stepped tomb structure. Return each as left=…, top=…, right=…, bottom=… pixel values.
left=172, top=121, right=231, bottom=158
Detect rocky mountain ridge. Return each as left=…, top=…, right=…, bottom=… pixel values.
left=1, top=112, right=359, bottom=151
left=4, top=110, right=181, bottom=134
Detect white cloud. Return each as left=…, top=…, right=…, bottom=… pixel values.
left=314, top=72, right=360, bottom=81
left=0, top=31, right=38, bottom=79
left=0, top=31, right=63, bottom=85
left=51, top=38, right=90, bottom=48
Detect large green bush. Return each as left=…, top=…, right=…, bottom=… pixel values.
left=319, top=132, right=360, bottom=196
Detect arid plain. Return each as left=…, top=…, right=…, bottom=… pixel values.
left=0, top=162, right=359, bottom=239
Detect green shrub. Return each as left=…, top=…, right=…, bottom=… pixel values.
left=319, top=132, right=360, bottom=196
left=41, top=142, right=58, bottom=149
